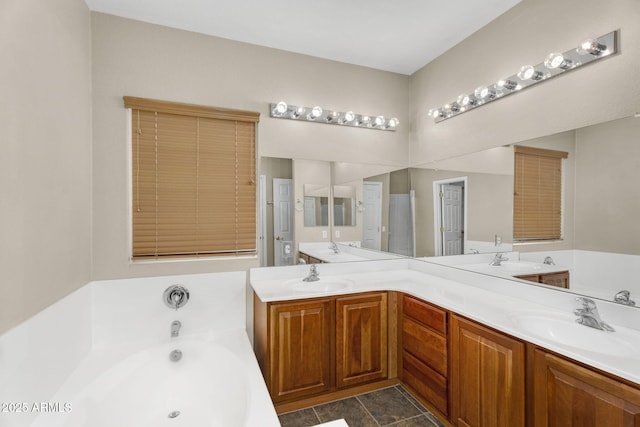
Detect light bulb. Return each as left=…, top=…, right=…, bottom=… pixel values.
left=474, top=85, right=495, bottom=100
left=544, top=53, right=573, bottom=70
left=497, top=79, right=518, bottom=90
left=577, top=38, right=607, bottom=56
left=517, top=65, right=543, bottom=81
left=291, top=106, right=305, bottom=118
left=273, top=101, right=287, bottom=115
left=374, top=116, right=385, bottom=126
left=342, top=111, right=355, bottom=123
left=307, top=106, right=323, bottom=120
left=325, top=111, right=338, bottom=122
left=429, top=109, right=443, bottom=119
left=357, top=115, right=370, bottom=126
left=387, top=117, right=399, bottom=128
left=457, top=94, right=476, bottom=107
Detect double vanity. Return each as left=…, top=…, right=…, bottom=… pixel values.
left=251, top=257, right=640, bottom=426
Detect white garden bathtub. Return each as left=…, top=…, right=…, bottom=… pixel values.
left=31, top=329, right=279, bottom=427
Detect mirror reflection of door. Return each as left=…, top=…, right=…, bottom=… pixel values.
left=434, top=178, right=466, bottom=256
left=273, top=178, right=294, bottom=266
left=362, top=182, right=383, bottom=250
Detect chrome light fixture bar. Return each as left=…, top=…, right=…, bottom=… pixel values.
left=429, top=31, right=617, bottom=123
left=270, top=102, right=399, bottom=131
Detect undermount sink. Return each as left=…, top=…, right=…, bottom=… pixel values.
left=286, top=277, right=354, bottom=293
left=509, top=311, right=640, bottom=357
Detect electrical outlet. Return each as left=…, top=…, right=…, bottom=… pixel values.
left=322, top=230, right=328, bottom=239
left=335, top=230, right=341, bottom=238
left=495, top=235, right=502, bottom=245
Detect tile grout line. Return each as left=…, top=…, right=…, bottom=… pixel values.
left=354, top=394, right=383, bottom=427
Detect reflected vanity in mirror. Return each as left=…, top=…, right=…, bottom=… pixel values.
left=303, top=184, right=329, bottom=227
left=333, top=185, right=356, bottom=226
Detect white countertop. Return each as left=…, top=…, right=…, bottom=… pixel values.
left=250, top=258, right=640, bottom=386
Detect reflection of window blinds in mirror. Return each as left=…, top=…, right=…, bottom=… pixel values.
left=513, top=146, right=568, bottom=241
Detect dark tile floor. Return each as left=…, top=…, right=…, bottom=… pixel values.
left=278, top=385, right=447, bottom=427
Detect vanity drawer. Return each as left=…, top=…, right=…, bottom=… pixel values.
left=403, top=294, right=447, bottom=335
left=403, top=351, right=448, bottom=416
left=402, top=317, right=447, bottom=376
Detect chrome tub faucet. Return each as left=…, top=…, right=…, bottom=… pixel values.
left=303, top=264, right=320, bottom=282
left=574, top=297, right=615, bottom=332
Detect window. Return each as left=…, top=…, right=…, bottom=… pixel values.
left=124, top=97, right=259, bottom=259
left=513, top=145, right=568, bottom=241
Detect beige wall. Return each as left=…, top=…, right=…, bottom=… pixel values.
left=91, top=13, right=410, bottom=279
left=410, top=169, right=513, bottom=257
left=574, top=116, right=640, bottom=254
left=409, top=0, right=640, bottom=165
left=0, top=0, right=92, bottom=333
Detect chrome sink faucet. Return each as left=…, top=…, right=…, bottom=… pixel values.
left=614, top=290, right=636, bottom=306
left=329, top=242, right=340, bottom=254
left=490, top=252, right=509, bottom=266
left=303, top=264, right=320, bottom=282
left=574, top=297, right=615, bottom=332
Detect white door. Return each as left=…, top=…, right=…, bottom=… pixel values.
left=273, top=178, right=293, bottom=266
left=441, top=184, right=464, bottom=255
left=362, top=182, right=382, bottom=250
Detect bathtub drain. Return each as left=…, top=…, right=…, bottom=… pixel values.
left=168, top=410, right=181, bottom=419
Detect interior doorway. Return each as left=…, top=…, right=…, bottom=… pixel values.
left=433, top=177, right=467, bottom=256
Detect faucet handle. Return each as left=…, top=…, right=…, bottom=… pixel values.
left=576, top=297, right=596, bottom=310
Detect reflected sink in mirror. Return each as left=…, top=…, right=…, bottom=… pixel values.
left=286, top=277, right=355, bottom=293
left=509, top=311, right=640, bottom=357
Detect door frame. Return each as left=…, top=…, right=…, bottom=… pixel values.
left=433, top=177, right=468, bottom=256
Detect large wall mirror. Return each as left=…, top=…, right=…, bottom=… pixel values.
left=259, top=114, right=640, bottom=308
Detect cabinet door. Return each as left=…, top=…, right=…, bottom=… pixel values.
left=336, top=292, right=388, bottom=388
left=534, top=349, right=640, bottom=426
left=451, top=315, right=525, bottom=427
left=269, top=298, right=333, bottom=402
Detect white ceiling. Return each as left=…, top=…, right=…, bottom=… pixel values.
left=85, top=0, right=522, bottom=75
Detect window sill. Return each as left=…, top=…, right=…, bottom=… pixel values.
left=513, top=240, right=564, bottom=247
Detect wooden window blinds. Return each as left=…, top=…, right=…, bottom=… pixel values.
left=513, top=145, right=568, bottom=241
left=124, top=97, right=259, bottom=259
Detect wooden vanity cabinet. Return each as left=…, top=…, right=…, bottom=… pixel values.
left=264, top=298, right=333, bottom=403
left=254, top=292, right=388, bottom=405
left=401, top=294, right=449, bottom=417
left=533, top=349, right=640, bottom=426
left=450, top=315, right=526, bottom=427
left=298, top=251, right=323, bottom=264
left=336, top=293, right=388, bottom=388
left=515, top=270, right=570, bottom=289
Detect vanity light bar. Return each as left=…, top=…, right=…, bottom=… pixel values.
left=269, top=102, right=399, bottom=131
left=429, top=31, right=617, bottom=123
